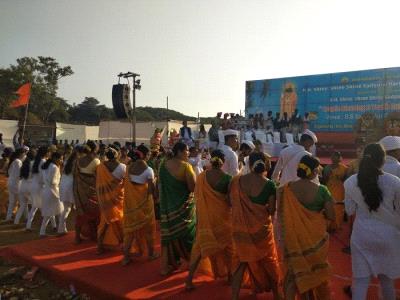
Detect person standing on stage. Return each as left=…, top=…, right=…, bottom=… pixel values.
left=272, top=129, right=318, bottom=186
left=180, top=120, right=193, bottom=146
left=220, top=129, right=240, bottom=177
left=344, top=143, right=400, bottom=300
left=379, top=136, right=400, bottom=177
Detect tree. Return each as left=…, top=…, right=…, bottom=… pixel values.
left=69, top=97, right=118, bottom=124
left=0, top=56, right=73, bottom=123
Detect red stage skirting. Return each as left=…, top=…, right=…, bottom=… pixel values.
left=1, top=225, right=399, bottom=299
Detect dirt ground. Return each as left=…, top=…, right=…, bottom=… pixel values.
left=0, top=204, right=88, bottom=299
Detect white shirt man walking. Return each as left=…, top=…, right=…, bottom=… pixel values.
left=379, top=136, right=400, bottom=177
left=221, top=129, right=240, bottom=176
left=272, top=129, right=318, bottom=186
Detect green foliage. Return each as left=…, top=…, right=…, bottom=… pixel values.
left=0, top=56, right=73, bottom=123
left=1, top=57, right=214, bottom=126
left=136, top=106, right=196, bottom=122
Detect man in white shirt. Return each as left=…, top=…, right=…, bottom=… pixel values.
left=239, top=140, right=255, bottom=175
left=221, top=129, right=240, bottom=176
left=379, top=136, right=400, bottom=177
left=272, top=129, right=318, bottom=186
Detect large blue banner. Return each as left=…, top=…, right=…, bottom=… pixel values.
left=245, top=67, right=400, bottom=132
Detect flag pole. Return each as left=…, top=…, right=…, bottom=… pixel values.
left=21, top=101, right=29, bottom=143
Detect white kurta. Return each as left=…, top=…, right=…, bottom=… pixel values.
left=271, top=144, right=318, bottom=186
left=344, top=173, right=400, bottom=279
left=31, top=159, right=46, bottom=208
left=188, top=156, right=203, bottom=177
left=112, top=163, right=126, bottom=180
left=59, top=172, right=75, bottom=204
left=221, top=144, right=240, bottom=177
left=382, top=155, right=400, bottom=178
left=19, top=163, right=33, bottom=205
left=7, top=159, right=22, bottom=194
left=41, top=163, right=63, bottom=217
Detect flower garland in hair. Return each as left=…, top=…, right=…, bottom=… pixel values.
left=298, top=163, right=312, bottom=177
left=251, top=159, right=265, bottom=172
left=210, top=156, right=223, bottom=166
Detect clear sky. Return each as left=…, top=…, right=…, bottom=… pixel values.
left=1, top=0, right=400, bottom=117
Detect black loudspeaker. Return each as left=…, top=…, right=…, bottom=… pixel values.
left=112, top=84, right=132, bottom=119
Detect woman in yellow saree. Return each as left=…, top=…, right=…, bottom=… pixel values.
left=279, top=155, right=335, bottom=299
left=323, top=151, right=348, bottom=229
left=230, top=152, right=282, bottom=300
left=185, top=149, right=233, bottom=290
left=122, top=145, right=158, bottom=265
left=159, top=142, right=196, bottom=275
left=96, top=146, right=125, bottom=253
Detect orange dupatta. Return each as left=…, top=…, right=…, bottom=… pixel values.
left=96, top=163, right=124, bottom=246
left=326, top=163, right=347, bottom=229
left=230, top=176, right=281, bottom=291
left=123, top=176, right=155, bottom=242
left=280, top=184, right=330, bottom=296
left=190, top=172, right=232, bottom=278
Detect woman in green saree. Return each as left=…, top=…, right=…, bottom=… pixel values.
left=159, top=142, right=196, bottom=275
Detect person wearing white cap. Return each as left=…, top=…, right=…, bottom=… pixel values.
left=221, top=129, right=240, bottom=176
left=239, top=140, right=255, bottom=175
left=379, top=136, right=400, bottom=177
left=272, top=129, right=318, bottom=186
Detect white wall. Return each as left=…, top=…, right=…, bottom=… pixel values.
left=0, top=119, right=19, bottom=147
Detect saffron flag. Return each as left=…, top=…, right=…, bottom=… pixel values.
left=10, top=83, right=31, bottom=108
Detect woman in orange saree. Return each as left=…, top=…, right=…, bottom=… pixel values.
left=323, top=151, right=348, bottom=229
left=279, top=155, right=335, bottom=300
left=96, top=146, right=125, bottom=253
left=0, top=148, right=11, bottom=217
left=230, top=152, right=282, bottom=300
left=73, top=141, right=101, bottom=244
left=122, top=145, right=158, bottom=265
left=185, top=149, right=233, bottom=290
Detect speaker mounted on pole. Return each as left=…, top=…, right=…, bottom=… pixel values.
left=112, top=84, right=132, bottom=119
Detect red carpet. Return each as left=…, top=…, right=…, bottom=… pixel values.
left=1, top=225, right=399, bottom=300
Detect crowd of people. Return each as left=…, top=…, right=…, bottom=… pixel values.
left=0, top=123, right=400, bottom=300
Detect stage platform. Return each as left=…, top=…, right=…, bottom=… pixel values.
left=0, top=226, right=398, bottom=299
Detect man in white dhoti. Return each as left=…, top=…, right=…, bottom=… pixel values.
left=344, top=143, right=400, bottom=300
left=379, top=136, right=400, bottom=177
left=271, top=129, right=318, bottom=186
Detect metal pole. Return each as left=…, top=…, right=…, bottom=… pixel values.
left=21, top=101, right=29, bottom=144
left=166, top=96, right=169, bottom=145
left=132, top=76, right=136, bottom=147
